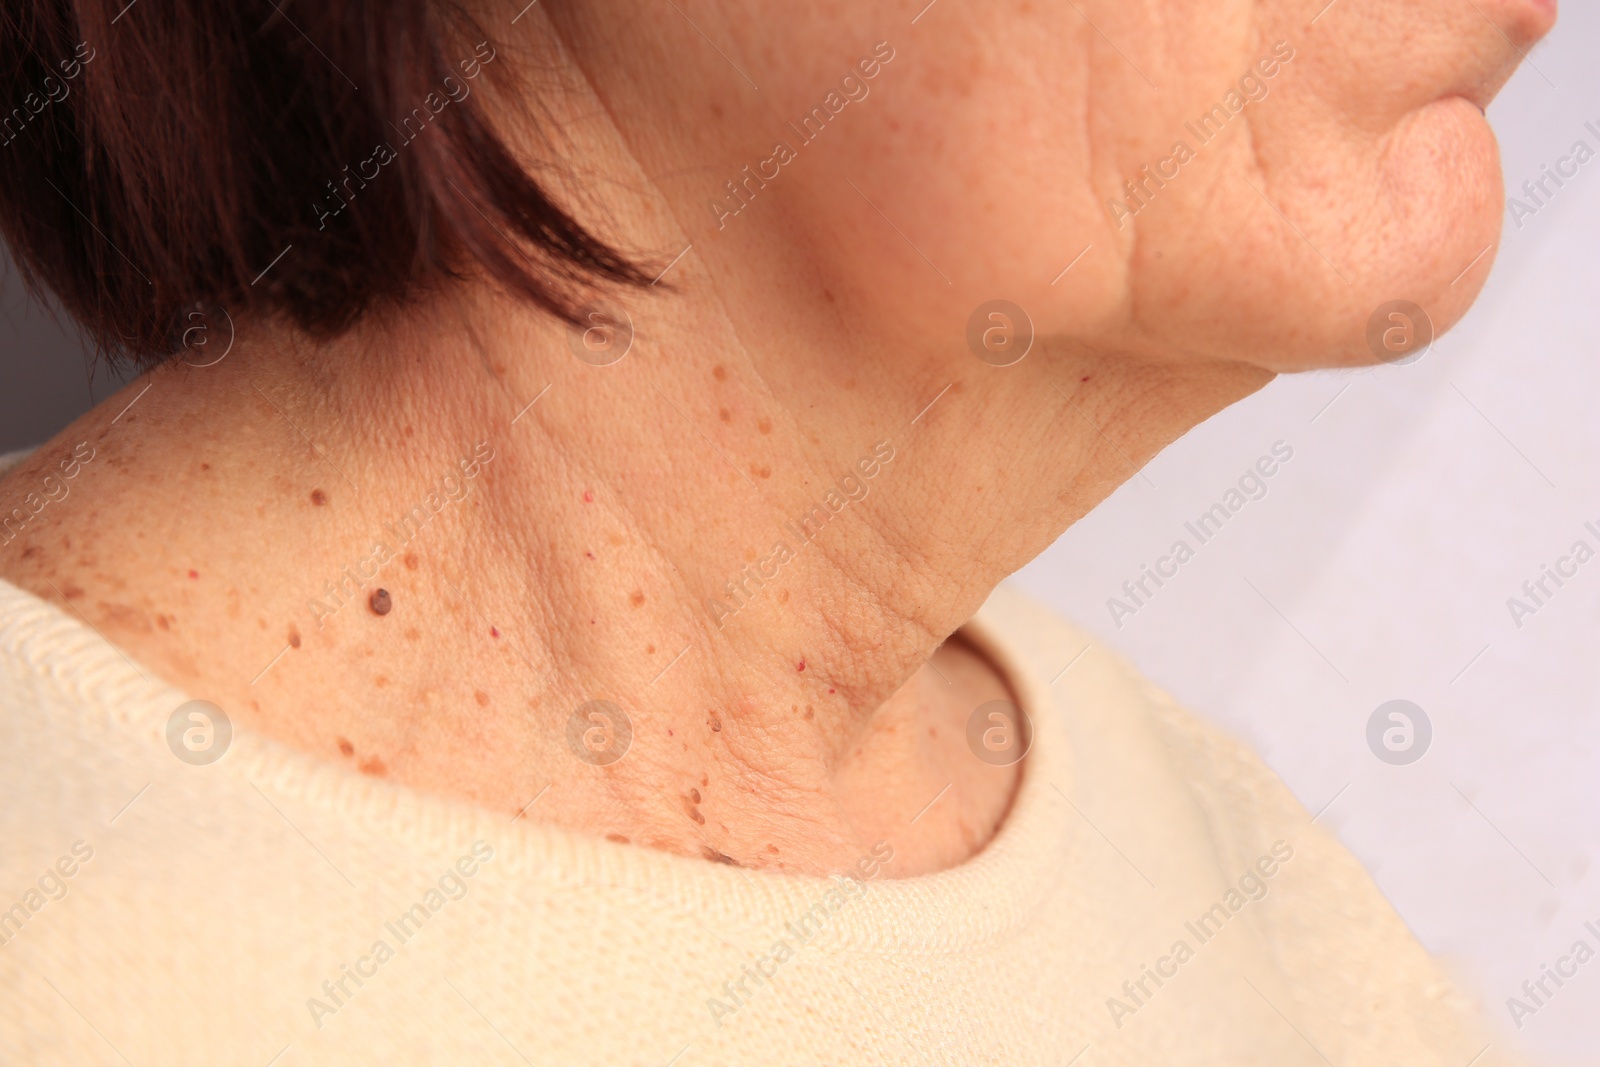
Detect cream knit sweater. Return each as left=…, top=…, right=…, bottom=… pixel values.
left=0, top=571, right=1509, bottom=1066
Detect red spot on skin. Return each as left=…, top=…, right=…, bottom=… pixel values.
left=288, top=626, right=302, bottom=649
left=767, top=844, right=779, bottom=854
left=188, top=570, right=199, bottom=580
left=583, top=491, right=594, bottom=503
left=475, top=690, right=489, bottom=707
left=490, top=627, right=500, bottom=638
left=403, top=553, right=418, bottom=570
left=796, top=660, right=805, bottom=672
left=712, top=365, right=727, bottom=381
left=1081, top=375, right=1092, bottom=382
left=751, top=465, right=771, bottom=479
left=667, top=729, right=674, bottom=737
left=375, top=676, right=389, bottom=688
left=828, top=688, right=835, bottom=694
left=585, top=551, right=596, bottom=560
left=310, top=489, right=327, bottom=506
left=337, top=738, right=354, bottom=757
left=630, top=591, right=645, bottom=607
left=646, top=644, right=656, bottom=654
left=359, top=756, right=387, bottom=776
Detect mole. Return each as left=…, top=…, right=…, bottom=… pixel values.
left=369, top=588, right=392, bottom=615
left=310, top=489, right=327, bottom=506
left=700, top=846, right=738, bottom=865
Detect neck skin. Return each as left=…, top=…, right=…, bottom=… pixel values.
left=0, top=9, right=1272, bottom=877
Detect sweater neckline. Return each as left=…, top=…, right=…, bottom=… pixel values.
left=0, top=573, right=1069, bottom=954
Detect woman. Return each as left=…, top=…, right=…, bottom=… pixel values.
left=0, top=0, right=1554, bottom=1063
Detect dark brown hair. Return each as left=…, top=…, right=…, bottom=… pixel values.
left=0, top=1, right=651, bottom=364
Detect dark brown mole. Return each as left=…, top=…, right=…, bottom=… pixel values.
left=701, top=846, right=738, bottom=866
left=358, top=756, right=387, bottom=776
left=708, top=713, right=722, bottom=733
left=337, top=737, right=354, bottom=757
left=310, top=489, right=327, bottom=506
left=369, top=588, right=392, bottom=615
left=288, top=625, right=302, bottom=649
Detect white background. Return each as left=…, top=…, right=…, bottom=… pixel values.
left=1, top=9, right=1596, bottom=1063
left=1012, top=8, right=1600, bottom=1062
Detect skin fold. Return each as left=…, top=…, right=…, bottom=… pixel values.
left=0, top=0, right=1554, bottom=876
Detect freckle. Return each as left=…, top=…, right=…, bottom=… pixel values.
left=689, top=809, right=706, bottom=825
left=61, top=584, right=84, bottom=599
left=718, top=408, right=731, bottom=423
left=796, top=660, right=805, bottom=672
left=667, top=728, right=674, bottom=736
left=258, top=618, right=267, bottom=630
left=403, top=553, right=418, bottom=570
left=188, top=570, right=199, bottom=580
left=804, top=706, right=814, bottom=720
left=475, top=690, right=489, bottom=706
left=20, top=546, right=37, bottom=559
left=607, top=533, right=624, bottom=546
left=251, top=700, right=260, bottom=713
left=646, top=644, right=656, bottom=654
left=403, top=425, right=414, bottom=437
left=929, top=727, right=938, bottom=738
left=689, top=788, right=701, bottom=804
left=844, top=378, right=857, bottom=389
left=375, top=676, right=389, bottom=688
left=288, top=626, right=301, bottom=648
left=606, top=833, right=630, bottom=844
left=710, top=103, right=723, bottom=118
left=751, top=464, right=771, bottom=479
left=405, top=627, right=420, bottom=640
left=757, top=418, right=772, bottom=435
left=712, top=365, right=727, bottom=381
left=370, top=588, right=392, bottom=615
left=630, top=591, right=645, bottom=607
left=200, top=463, right=211, bottom=471
left=359, top=756, right=387, bottom=776
left=337, top=738, right=354, bottom=757
left=310, top=489, right=327, bottom=506
left=700, top=775, right=708, bottom=787
left=778, top=589, right=789, bottom=604
left=701, top=846, right=737, bottom=865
